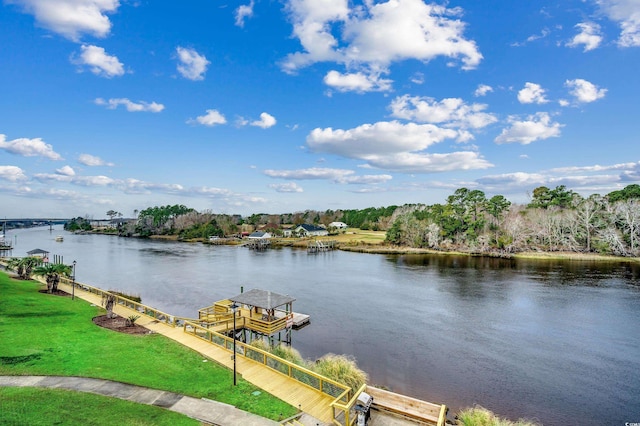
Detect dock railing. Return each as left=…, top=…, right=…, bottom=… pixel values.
left=329, top=383, right=367, bottom=426
left=184, top=320, right=352, bottom=412
left=57, top=276, right=193, bottom=327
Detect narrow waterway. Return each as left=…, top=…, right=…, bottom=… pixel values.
left=5, top=226, right=640, bottom=426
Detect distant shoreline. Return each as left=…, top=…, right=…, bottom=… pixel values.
left=86, top=230, right=640, bottom=263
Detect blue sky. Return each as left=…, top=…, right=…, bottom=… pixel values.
left=1, top=0, right=639, bottom=218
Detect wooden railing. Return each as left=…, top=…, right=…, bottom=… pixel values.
left=183, top=321, right=352, bottom=407
left=57, top=276, right=192, bottom=327
left=329, top=383, right=367, bottom=426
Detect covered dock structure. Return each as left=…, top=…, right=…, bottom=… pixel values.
left=197, top=288, right=310, bottom=346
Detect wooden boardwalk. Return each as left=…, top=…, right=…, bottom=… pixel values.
left=57, top=282, right=335, bottom=423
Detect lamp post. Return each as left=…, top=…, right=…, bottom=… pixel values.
left=72, top=260, right=76, bottom=300
left=230, top=303, right=238, bottom=386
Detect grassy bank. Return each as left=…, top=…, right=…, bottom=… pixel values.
left=0, top=387, right=200, bottom=426
left=0, top=271, right=296, bottom=421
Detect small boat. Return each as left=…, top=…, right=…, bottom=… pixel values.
left=55, top=235, right=64, bottom=242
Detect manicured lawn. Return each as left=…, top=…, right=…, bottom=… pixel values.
left=0, top=271, right=296, bottom=421
left=0, top=387, right=200, bottom=426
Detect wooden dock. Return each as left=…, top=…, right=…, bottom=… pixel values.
left=49, top=279, right=447, bottom=426
left=307, top=240, right=336, bottom=253
left=55, top=281, right=335, bottom=423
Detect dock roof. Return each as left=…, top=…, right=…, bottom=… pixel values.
left=229, top=288, right=295, bottom=310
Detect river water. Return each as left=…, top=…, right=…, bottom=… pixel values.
left=4, top=226, right=640, bottom=426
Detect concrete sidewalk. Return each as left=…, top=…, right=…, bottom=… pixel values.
left=0, top=375, right=281, bottom=426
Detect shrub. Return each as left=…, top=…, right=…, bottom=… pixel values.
left=456, top=406, right=540, bottom=426
left=313, top=354, right=368, bottom=391
left=126, top=315, right=141, bottom=327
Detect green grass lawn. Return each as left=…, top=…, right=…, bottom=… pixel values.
left=0, top=387, right=201, bottom=426
left=0, top=271, right=296, bottom=421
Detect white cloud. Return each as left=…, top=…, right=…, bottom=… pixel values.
left=474, top=84, right=493, bottom=97
left=307, top=121, right=458, bottom=158
left=282, top=0, right=481, bottom=91
left=7, top=0, right=119, bottom=41
left=0, top=166, right=28, bottom=181
left=389, top=95, right=498, bottom=129
left=306, top=120, right=493, bottom=173
left=251, top=112, right=277, bottom=129
left=410, top=72, right=424, bottom=85
left=72, top=44, right=124, bottom=78
left=95, top=98, right=165, bottom=112
left=235, top=1, right=254, bottom=27
left=323, top=70, right=393, bottom=93
left=264, top=167, right=356, bottom=181
left=566, top=22, right=603, bottom=51
left=596, top=0, right=640, bottom=47
left=78, top=153, right=114, bottom=166
left=0, top=134, right=62, bottom=160
left=56, top=165, right=76, bottom=176
left=565, top=78, right=607, bottom=103
left=264, top=167, right=393, bottom=184
left=363, top=151, right=492, bottom=173
left=517, top=82, right=549, bottom=104
left=495, top=112, right=563, bottom=145
left=269, top=182, right=304, bottom=193
left=176, top=46, right=210, bottom=81
left=188, top=109, right=227, bottom=126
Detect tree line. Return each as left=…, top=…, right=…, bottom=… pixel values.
left=385, top=184, right=640, bottom=256
left=90, top=183, right=640, bottom=257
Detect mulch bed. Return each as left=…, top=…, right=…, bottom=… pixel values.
left=36, top=287, right=150, bottom=336
left=92, top=314, right=151, bottom=335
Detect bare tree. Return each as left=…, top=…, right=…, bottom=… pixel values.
left=615, top=199, right=640, bottom=254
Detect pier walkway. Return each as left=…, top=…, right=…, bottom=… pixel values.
left=55, top=281, right=336, bottom=424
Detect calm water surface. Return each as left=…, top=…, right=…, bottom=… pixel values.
left=5, top=226, right=640, bottom=426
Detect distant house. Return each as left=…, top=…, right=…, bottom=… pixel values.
left=247, top=231, right=272, bottom=239
left=329, top=221, right=348, bottom=230
left=293, top=224, right=328, bottom=237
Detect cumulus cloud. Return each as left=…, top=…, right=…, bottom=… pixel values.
left=306, top=121, right=492, bottom=173
left=517, top=82, right=549, bottom=104
left=0, top=165, right=28, bottom=181
left=176, top=47, right=210, bottom=81
left=0, top=134, right=62, bottom=160
left=6, top=0, right=119, bottom=41
left=282, top=0, right=482, bottom=91
left=596, top=0, right=640, bottom=47
left=323, top=70, right=393, bottom=93
left=364, top=151, right=492, bottom=173
left=565, top=78, right=607, bottom=103
left=72, top=44, right=124, bottom=78
left=78, top=153, right=114, bottom=166
left=474, top=84, right=493, bottom=97
left=56, top=165, right=76, bottom=176
left=251, top=112, right=277, bottom=129
left=235, top=1, right=254, bottom=27
left=566, top=22, right=603, bottom=51
left=95, top=98, right=165, bottom=112
left=389, top=95, right=498, bottom=129
left=188, top=109, right=227, bottom=126
left=495, top=112, right=563, bottom=145
left=269, top=182, right=304, bottom=193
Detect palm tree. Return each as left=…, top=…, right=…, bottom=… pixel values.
left=32, top=263, right=72, bottom=293
left=6, top=257, right=41, bottom=280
